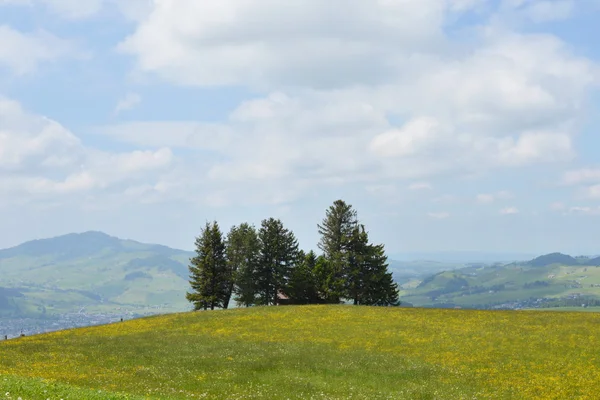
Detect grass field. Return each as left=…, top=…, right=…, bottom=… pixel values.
left=1, top=305, right=600, bottom=399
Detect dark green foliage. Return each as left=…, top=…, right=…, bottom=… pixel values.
left=317, top=200, right=399, bottom=306
left=186, top=222, right=229, bottom=311
left=361, top=242, right=400, bottom=306
left=523, top=281, right=550, bottom=289
left=124, top=271, right=152, bottom=281
left=528, top=253, right=578, bottom=267
left=312, top=255, right=342, bottom=304
left=186, top=199, right=399, bottom=308
left=344, top=225, right=399, bottom=306
left=317, top=200, right=358, bottom=303
left=317, top=199, right=358, bottom=258
left=287, top=251, right=322, bottom=304
left=256, top=218, right=301, bottom=306
left=226, top=223, right=261, bottom=308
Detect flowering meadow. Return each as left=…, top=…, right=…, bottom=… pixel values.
left=1, top=305, right=600, bottom=399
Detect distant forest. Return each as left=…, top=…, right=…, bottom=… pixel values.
left=186, top=200, right=399, bottom=310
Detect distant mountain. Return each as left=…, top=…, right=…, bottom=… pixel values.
left=0, top=231, right=183, bottom=260
left=401, top=252, right=600, bottom=309
left=389, top=251, right=537, bottom=263
left=0, top=232, right=194, bottom=318
left=527, top=253, right=579, bottom=268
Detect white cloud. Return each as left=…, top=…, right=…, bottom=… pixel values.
left=113, top=93, right=142, bottom=116
left=118, top=0, right=481, bottom=89
left=562, top=168, right=600, bottom=185
left=94, top=0, right=598, bottom=206
left=0, top=97, right=174, bottom=200
left=567, top=206, right=600, bottom=216
left=0, top=25, right=73, bottom=74
left=585, top=184, right=600, bottom=199
left=476, top=191, right=514, bottom=203
left=500, top=207, right=519, bottom=215
left=370, top=117, right=442, bottom=158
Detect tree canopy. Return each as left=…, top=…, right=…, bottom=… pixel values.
left=186, top=200, right=399, bottom=309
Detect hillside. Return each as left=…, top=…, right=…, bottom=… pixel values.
left=527, top=252, right=579, bottom=267
left=0, top=231, right=454, bottom=324
left=401, top=253, right=600, bottom=309
left=1, top=305, right=600, bottom=399
left=0, top=231, right=194, bottom=319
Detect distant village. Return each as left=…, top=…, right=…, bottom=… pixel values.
left=1, top=308, right=168, bottom=339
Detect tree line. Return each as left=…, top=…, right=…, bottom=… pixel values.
left=186, top=199, right=399, bottom=310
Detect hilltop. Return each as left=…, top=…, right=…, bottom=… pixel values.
left=1, top=305, right=600, bottom=399
left=0, top=231, right=194, bottom=320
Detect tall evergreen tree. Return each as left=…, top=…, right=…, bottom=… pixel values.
left=344, top=224, right=370, bottom=305
left=362, top=242, right=400, bottom=306
left=256, top=218, right=300, bottom=305
left=317, top=200, right=358, bottom=303
left=226, top=223, right=260, bottom=308
left=345, top=225, right=400, bottom=306
left=287, top=250, right=321, bottom=304
left=313, top=255, right=338, bottom=304
left=186, top=221, right=228, bottom=310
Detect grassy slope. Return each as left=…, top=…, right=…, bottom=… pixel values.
left=402, top=264, right=600, bottom=307
left=1, top=305, right=600, bottom=399
left=0, top=250, right=193, bottom=317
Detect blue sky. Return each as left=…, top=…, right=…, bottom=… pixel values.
left=1, top=0, right=600, bottom=256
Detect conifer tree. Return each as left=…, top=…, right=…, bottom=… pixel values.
left=287, top=250, right=321, bottom=304
left=344, top=224, right=370, bottom=305
left=312, top=255, right=338, bottom=303
left=226, top=223, right=260, bottom=307
left=317, top=200, right=358, bottom=303
left=362, top=242, right=400, bottom=306
left=345, top=225, right=400, bottom=306
left=256, top=218, right=300, bottom=305
left=186, top=221, right=228, bottom=310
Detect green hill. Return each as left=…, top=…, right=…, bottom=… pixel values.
left=0, top=231, right=446, bottom=321
left=0, top=231, right=194, bottom=318
left=527, top=252, right=579, bottom=267
left=1, top=305, right=600, bottom=399
left=401, top=253, right=600, bottom=309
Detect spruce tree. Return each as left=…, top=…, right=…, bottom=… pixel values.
left=287, top=250, right=321, bottom=304
left=346, top=225, right=400, bottom=306
left=313, top=255, right=339, bottom=304
left=256, top=218, right=300, bottom=305
left=317, top=200, right=358, bottom=303
left=226, top=223, right=260, bottom=308
left=344, top=224, right=370, bottom=305
left=186, top=221, right=228, bottom=310
left=363, top=242, right=400, bottom=306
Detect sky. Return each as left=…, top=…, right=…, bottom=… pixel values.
left=1, top=0, right=600, bottom=256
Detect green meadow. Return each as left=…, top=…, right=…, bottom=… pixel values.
left=1, top=305, right=600, bottom=399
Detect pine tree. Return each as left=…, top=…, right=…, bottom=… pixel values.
left=256, top=218, right=300, bottom=305
left=226, top=223, right=260, bottom=308
left=345, top=225, right=399, bottom=306
left=344, top=224, right=370, bottom=305
left=362, top=242, right=400, bottom=306
left=287, top=250, right=321, bottom=304
left=312, top=255, right=339, bottom=304
left=186, top=221, right=228, bottom=310
left=317, top=200, right=358, bottom=303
